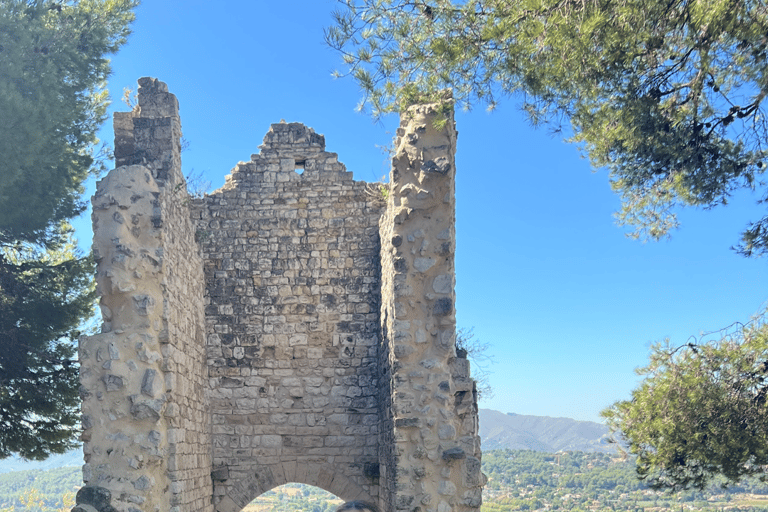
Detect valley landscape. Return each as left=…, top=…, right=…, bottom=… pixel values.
left=3, top=409, right=768, bottom=511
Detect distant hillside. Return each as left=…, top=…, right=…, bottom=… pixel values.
left=0, top=409, right=614, bottom=474
left=478, top=409, right=616, bottom=453
left=0, top=450, right=82, bottom=474
left=5, top=451, right=768, bottom=512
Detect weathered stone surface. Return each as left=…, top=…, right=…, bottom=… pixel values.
left=442, top=447, right=467, bottom=461
left=433, top=298, right=453, bottom=317
left=76, top=486, right=112, bottom=511
left=77, top=79, right=482, bottom=512
left=81, top=78, right=211, bottom=512
left=102, top=375, right=124, bottom=391
left=141, top=369, right=157, bottom=397
left=378, top=100, right=483, bottom=512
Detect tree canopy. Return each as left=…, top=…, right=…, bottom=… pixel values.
left=327, top=0, right=768, bottom=490
left=0, top=0, right=136, bottom=460
left=326, top=0, right=768, bottom=254
left=602, top=319, right=768, bottom=491
left=0, top=0, right=135, bottom=246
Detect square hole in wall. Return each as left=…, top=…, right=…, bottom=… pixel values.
left=295, top=159, right=306, bottom=175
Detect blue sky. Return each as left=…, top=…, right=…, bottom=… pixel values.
left=76, top=0, right=768, bottom=423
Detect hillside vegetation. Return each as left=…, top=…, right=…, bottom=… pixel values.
left=483, top=449, right=768, bottom=511
left=0, top=467, right=79, bottom=511
left=3, top=450, right=768, bottom=511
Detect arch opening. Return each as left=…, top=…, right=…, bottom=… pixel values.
left=213, top=461, right=377, bottom=512
left=245, top=483, right=342, bottom=512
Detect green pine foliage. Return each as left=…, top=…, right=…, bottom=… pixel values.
left=0, top=229, right=95, bottom=460
left=603, top=314, right=768, bottom=491
left=0, top=0, right=136, bottom=246
left=0, top=0, right=137, bottom=460
left=326, top=0, right=768, bottom=255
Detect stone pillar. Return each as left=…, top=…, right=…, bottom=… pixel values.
left=380, top=101, right=484, bottom=512
left=75, top=78, right=211, bottom=512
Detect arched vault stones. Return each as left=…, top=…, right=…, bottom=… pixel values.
left=76, top=77, right=484, bottom=512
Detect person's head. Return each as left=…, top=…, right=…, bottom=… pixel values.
left=335, top=501, right=379, bottom=512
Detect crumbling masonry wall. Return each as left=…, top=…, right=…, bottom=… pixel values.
left=76, top=78, right=483, bottom=512
left=77, top=78, right=212, bottom=512
left=192, top=120, right=384, bottom=511
left=378, top=103, right=484, bottom=512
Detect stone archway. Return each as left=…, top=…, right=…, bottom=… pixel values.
left=74, top=78, right=484, bottom=512
left=215, top=462, right=374, bottom=512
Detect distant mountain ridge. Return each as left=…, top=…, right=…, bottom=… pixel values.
left=478, top=409, right=616, bottom=453
left=0, top=449, right=82, bottom=474
left=0, top=409, right=614, bottom=473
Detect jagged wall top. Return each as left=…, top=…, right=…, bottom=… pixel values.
left=135, top=77, right=179, bottom=118
left=219, top=122, right=354, bottom=190
left=260, top=121, right=325, bottom=156
left=113, top=77, right=183, bottom=187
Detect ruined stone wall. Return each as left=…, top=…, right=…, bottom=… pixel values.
left=191, top=123, right=385, bottom=512
left=379, top=103, right=485, bottom=512
left=78, top=78, right=482, bottom=512
left=76, top=78, right=212, bottom=512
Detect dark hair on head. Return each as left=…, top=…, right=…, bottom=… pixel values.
left=335, top=501, right=379, bottom=512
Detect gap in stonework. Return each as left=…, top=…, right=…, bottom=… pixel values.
left=295, top=159, right=306, bottom=175
left=245, top=483, right=342, bottom=512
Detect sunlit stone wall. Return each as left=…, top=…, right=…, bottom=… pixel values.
left=76, top=78, right=483, bottom=512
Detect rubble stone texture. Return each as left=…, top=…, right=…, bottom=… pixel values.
left=77, top=78, right=484, bottom=512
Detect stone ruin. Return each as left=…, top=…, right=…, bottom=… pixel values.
left=74, top=77, right=484, bottom=512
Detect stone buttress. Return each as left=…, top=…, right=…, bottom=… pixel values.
left=76, top=78, right=212, bottom=512
left=379, top=102, right=485, bottom=512
left=76, top=78, right=483, bottom=512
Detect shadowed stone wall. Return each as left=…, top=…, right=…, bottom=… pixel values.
left=192, top=121, right=384, bottom=511
left=76, top=78, right=483, bottom=512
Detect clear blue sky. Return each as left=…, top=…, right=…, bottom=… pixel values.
left=76, top=0, right=768, bottom=423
